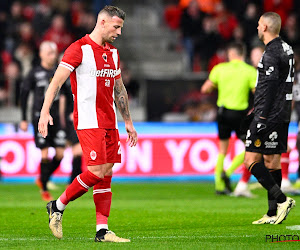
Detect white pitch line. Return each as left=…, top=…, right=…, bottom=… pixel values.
left=286, top=225, right=300, bottom=230
left=0, top=237, right=95, bottom=241
left=0, top=238, right=48, bottom=241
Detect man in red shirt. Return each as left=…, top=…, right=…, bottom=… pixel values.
left=38, top=6, right=137, bottom=243
left=42, top=14, right=74, bottom=53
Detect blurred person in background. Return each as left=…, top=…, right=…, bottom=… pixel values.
left=42, top=14, right=74, bottom=53
left=214, top=2, right=239, bottom=42
left=0, top=40, right=13, bottom=106
left=163, top=0, right=182, bottom=31
left=13, top=21, right=39, bottom=78
left=201, top=42, right=257, bottom=195
left=50, top=0, right=71, bottom=15
left=198, top=15, right=222, bottom=71
left=222, top=0, right=249, bottom=19
left=18, top=22, right=36, bottom=49
left=20, top=41, right=66, bottom=201
left=180, top=0, right=204, bottom=71
left=4, top=61, right=22, bottom=106
left=0, top=59, right=6, bottom=106
left=263, top=0, right=293, bottom=26
left=32, top=0, right=53, bottom=38
left=233, top=45, right=265, bottom=198
left=5, top=1, right=26, bottom=53
left=72, top=10, right=97, bottom=40
left=14, top=43, right=35, bottom=78
left=59, top=73, right=83, bottom=185
left=281, top=12, right=300, bottom=49
left=231, top=25, right=245, bottom=45
left=240, top=2, right=261, bottom=52
left=207, top=46, right=227, bottom=72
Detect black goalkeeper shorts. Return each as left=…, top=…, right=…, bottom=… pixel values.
left=245, top=120, right=289, bottom=155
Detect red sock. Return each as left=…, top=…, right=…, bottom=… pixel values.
left=241, top=166, right=251, bottom=183
left=59, top=170, right=102, bottom=205
left=281, top=152, right=290, bottom=180
left=93, top=176, right=112, bottom=226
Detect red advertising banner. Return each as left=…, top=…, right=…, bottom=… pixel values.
left=0, top=134, right=298, bottom=177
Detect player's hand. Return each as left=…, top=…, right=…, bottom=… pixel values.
left=256, top=117, right=267, bottom=134
left=125, top=122, right=138, bottom=147
left=38, top=112, right=53, bottom=138
left=19, top=120, right=28, bottom=132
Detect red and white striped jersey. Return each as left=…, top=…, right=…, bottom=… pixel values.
left=59, top=34, right=121, bottom=130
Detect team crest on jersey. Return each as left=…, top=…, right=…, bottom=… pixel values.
left=90, top=150, right=97, bottom=160
left=254, top=139, right=261, bottom=147
left=102, top=53, right=108, bottom=62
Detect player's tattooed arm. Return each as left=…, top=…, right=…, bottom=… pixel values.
left=114, top=77, right=131, bottom=121
left=114, top=77, right=138, bottom=147
left=50, top=85, right=61, bottom=107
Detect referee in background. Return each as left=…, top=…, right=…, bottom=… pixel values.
left=201, top=42, right=257, bottom=195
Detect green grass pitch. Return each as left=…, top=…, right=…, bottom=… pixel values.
left=0, top=182, right=299, bottom=249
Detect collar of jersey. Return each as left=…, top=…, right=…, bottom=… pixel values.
left=86, top=34, right=110, bottom=50
left=230, top=59, right=243, bottom=63
left=266, top=36, right=281, bottom=47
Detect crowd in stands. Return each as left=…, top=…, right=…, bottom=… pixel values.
left=162, top=0, right=300, bottom=122
left=0, top=0, right=113, bottom=107
left=1, top=0, right=300, bottom=123
left=164, top=0, right=300, bottom=72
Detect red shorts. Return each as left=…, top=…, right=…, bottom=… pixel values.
left=77, top=128, right=121, bottom=166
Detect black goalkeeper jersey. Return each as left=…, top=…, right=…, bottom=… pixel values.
left=59, top=78, right=74, bottom=117
left=20, top=65, right=65, bottom=121
left=254, top=37, right=294, bottom=123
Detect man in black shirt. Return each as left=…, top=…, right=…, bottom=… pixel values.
left=20, top=41, right=66, bottom=201
left=244, top=12, right=295, bottom=225
left=59, top=78, right=82, bottom=183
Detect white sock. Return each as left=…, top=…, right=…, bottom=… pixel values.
left=282, top=178, right=291, bottom=188
left=96, top=224, right=108, bottom=232
left=56, top=198, right=66, bottom=211
left=235, top=181, right=247, bottom=192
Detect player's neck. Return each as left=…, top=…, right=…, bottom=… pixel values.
left=229, top=57, right=243, bottom=62
left=89, top=32, right=105, bottom=46
left=263, top=34, right=279, bottom=45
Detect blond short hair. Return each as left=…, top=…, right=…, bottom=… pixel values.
left=262, top=12, right=281, bottom=35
